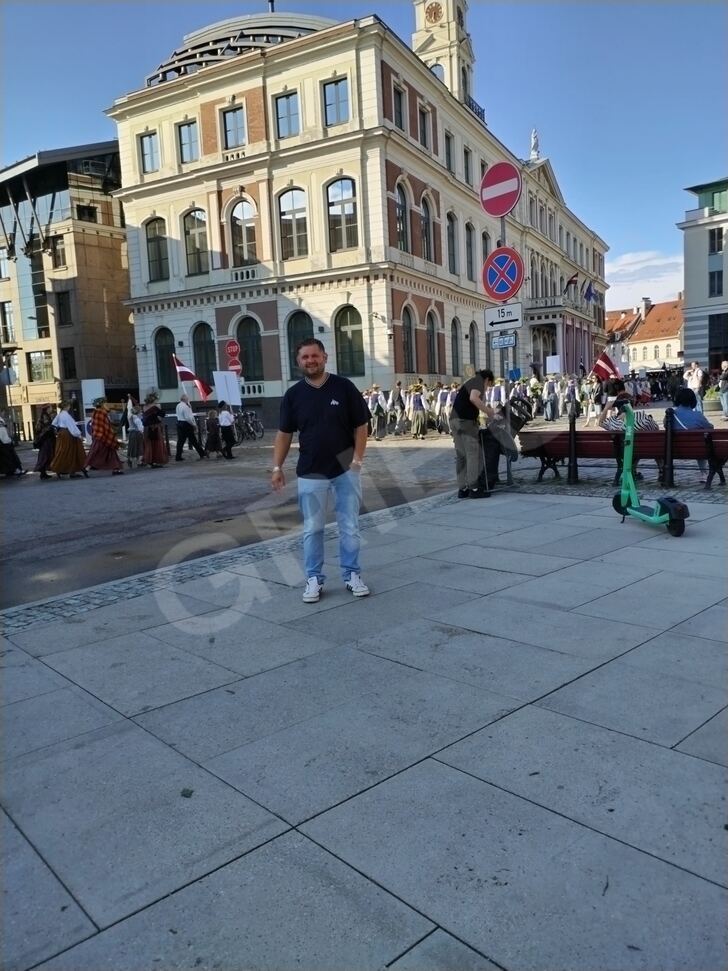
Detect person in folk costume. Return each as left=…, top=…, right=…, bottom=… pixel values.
left=218, top=401, right=236, bottom=459
left=141, top=391, right=168, bottom=468
left=445, top=383, right=459, bottom=431
left=407, top=383, right=428, bottom=439
left=542, top=375, right=559, bottom=421
left=387, top=381, right=406, bottom=436
left=205, top=407, right=224, bottom=458
left=126, top=407, right=145, bottom=468
left=0, top=416, right=26, bottom=477
left=366, top=385, right=388, bottom=441
left=86, top=397, right=124, bottom=475
left=557, top=374, right=569, bottom=417
left=490, top=379, right=507, bottom=415
left=564, top=376, right=581, bottom=418
left=434, top=383, right=450, bottom=434
left=33, top=403, right=57, bottom=480
left=50, top=401, right=87, bottom=478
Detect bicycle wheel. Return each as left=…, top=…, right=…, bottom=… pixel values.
left=253, top=419, right=264, bottom=439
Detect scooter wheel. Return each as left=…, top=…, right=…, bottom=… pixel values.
left=667, top=519, right=685, bottom=537
left=612, top=493, right=630, bottom=516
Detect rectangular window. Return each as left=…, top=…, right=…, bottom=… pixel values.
left=50, top=235, right=66, bottom=268
left=61, top=346, right=77, bottom=380
left=26, top=350, right=54, bottom=382
left=463, top=147, right=472, bottom=186
left=140, top=132, right=160, bottom=173
left=323, top=78, right=349, bottom=127
left=0, top=301, right=14, bottom=344
left=0, top=248, right=8, bottom=278
left=56, top=291, right=73, bottom=326
left=393, top=87, right=405, bottom=131
left=222, top=107, right=246, bottom=149
left=709, top=227, right=724, bottom=254
left=444, top=133, right=453, bottom=173
left=76, top=205, right=97, bottom=222
left=480, top=159, right=487, bottom=182
left=709, top=270, right=723, bottom=298
left=177, top=121, right=199, bottom=163
left=275, top=92, right=300, bottom=139
left=418, top=107, right=429, bottom=149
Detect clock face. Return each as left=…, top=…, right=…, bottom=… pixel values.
left=425, top=2, right=443, bottom=25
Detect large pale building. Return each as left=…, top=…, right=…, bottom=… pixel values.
left=0, top=143, right=134, bottom=436
left=108, top=1, right=607, bottom=419
left=678, top=178, right=728, bottom=373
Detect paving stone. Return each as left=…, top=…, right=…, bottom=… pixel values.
left=165, top=569, right=280, bottom=611
left=494, top=558, right=659, bottom=610
left=0, top=721, right=287, bottom=927
left=7, top=592, right=218, bottom=656
left=36, top=832, right=433, bottom=971
left=0, top=649, right=68, bottom=707
left=355, top=619, right=594, bottom=701
left=425, top=543, right=579, bottom=575
left=389, top=930, right=500, bottom=970
left=635, top=527, right=727, bottom=558
left=42, top=631, right=241, bottom=717
left=1, top=810, right=95, bottom=971
left=573, top=572, right=726, bottom=629
left=135, top=646, right=415, bottom=762
left=433, top=594, right=659, bottom=659
left=460, top=520, right=594, bottom=553
left=618, top=630, right=727, bottom=689
left=677, top=708, right=728, bottom=767
left=438, top=705, right=728, bottom=885
left=672, top=603, right=728, bottom=643
left=302, top=760, right=728, bottom=971
left=376, top=559, right=531, bottom=597
left=595, top=545, right=727, bottom=581
left=538, top=658, right=727, bottom=746
left=205, top=668, right=517, bottom=824
left=2, top=687, right=122, bottom=761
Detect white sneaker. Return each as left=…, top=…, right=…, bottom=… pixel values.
left=302, top=577, right=323, bottom=603
left=346, top=573, right=370, bottom=597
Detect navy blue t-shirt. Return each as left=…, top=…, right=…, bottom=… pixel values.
left=279, top=373, right=370, bottom=479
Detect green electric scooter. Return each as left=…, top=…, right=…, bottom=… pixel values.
left=611, top=401, right=689, bottom=536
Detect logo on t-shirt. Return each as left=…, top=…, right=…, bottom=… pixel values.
left=330, top=398, right=339, bottom=406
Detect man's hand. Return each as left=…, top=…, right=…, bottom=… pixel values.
left=271, top=468, right=286, bottom=491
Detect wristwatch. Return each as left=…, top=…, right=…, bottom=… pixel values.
left=272, top=465, right=281, bottom=472
left=351, top=458, right=363, bottom=467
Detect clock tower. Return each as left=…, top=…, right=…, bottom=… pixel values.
left=412, top=0, right=475, bottom=103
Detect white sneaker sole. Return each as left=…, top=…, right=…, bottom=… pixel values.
left=346, top=587, right=370, bottom=598
left=302, top=587, right=322, bottom=603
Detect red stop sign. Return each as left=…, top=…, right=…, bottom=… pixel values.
left=228, top=357, right=242, bottom=375
left=226, top=339, right=240, bottom=357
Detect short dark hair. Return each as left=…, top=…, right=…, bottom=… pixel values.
left=478, top=369, right=495, bottom=382
left=674, top=387, right=697, bottom=408
left=295, top=337, right=325, bottom=356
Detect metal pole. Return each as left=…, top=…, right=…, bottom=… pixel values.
left=663, top=407, right=674, bottom=487
left=567, top=409, right=578, bottom=484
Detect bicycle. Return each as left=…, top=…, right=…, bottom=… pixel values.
left=233, top=410, right=265, bottom=444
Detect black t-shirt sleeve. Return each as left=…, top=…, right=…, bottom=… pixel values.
left=278, top=390, right=297, bottom=434
left=347, top=381, right=371, bottom=427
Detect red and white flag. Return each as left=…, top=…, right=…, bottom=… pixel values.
left=590, top=350, right=621, bottom=382
left=172, top=354, right=213, bottom=400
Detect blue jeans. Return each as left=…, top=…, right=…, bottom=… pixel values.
left=297, top=470, right=362, bottom=583
left=720, top=389, right=728, bottom=417
left=694, top=393, right=704, bottom=413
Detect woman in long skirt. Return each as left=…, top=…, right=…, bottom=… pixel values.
left=0, top=417, right=26, bottom=477
left=205, top=408, right=223, bottom=458
left=126, top=409, right=144, bottom=468
left=86, top=398, right=123, bottom=474
left=141, top=391, right=168, bottom=467
left=408, top=384, right=428, bottom=439
left=33, top=404, right=57, bottom=480
left=49, top=403, right=87, bottom=478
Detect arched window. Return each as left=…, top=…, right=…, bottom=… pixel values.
left=279, top=189, right=308, bottom=260
left=481, top=231, right=491, bottom=263
left=184, top=209, right=209, bottom=275
left=529, top=195, right=536, bottom=226
left=653, top=345, right=659, bottom=360
left=461, top=66, right=469, bottom=98
left=469, top=321, right=478, bottom=367
left=430, top=63, right=445, bottom=82
left=451, top=318, right=461, bottom=376
left=447, top=213, right=458, bottom=274
left=231, top=200, right=258, bottom=266
left=531, top=257, right=538, bottom=299
left=421, top=198, right=433, bottom=262
left=396, top=185, right=409, bottom=252
left=559, top=275, right=564, bottom=294
left=402, top=307, right=415, bottom=373
left=327, top=179, right=358, bottom=252
left=154, top=327, right=176, bottom=389
left=335, top=305, right=364, bottom=376
left=666, top=343, right=672, bottom=358
left=236, top=316, right=263, bottom=381
left=642, top=346, right=647, bottom=360
left=426, top=312, right=437, bottom=373
left=287, top=311, right=314, bottom=378
left=465, top=223, right=475, bottom=281
left=192, top=322, right=216, bottom=385
left=146, top=218, right=169, bottom=282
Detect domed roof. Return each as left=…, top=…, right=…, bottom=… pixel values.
left=146, top=12, right=338, bottom=87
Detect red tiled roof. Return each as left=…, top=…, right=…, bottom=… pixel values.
left=628, top=298, right=683, bottom=343
left=605, top=308, right=640, bottom=336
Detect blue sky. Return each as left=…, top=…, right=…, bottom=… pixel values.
left=2, top=1, right=725, bottom=308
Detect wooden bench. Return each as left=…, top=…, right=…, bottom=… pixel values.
left=518, top=419, right=728, bottom=490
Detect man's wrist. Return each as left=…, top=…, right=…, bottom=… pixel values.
left=272, top=465, right=282, bottom=473
left=351, top=458, right=363, bottom=466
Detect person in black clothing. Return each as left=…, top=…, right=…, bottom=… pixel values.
left=449, top=369, right=495, bottom=498
left=271, top=338, right=371, bottom=603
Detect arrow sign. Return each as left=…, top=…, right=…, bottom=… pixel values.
left=482, top=247, right=524, bottom=302
left=486, top=302, right=523, bottom=331
left=480, top=161, right=522, bottom=218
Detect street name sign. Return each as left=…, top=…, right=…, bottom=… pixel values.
left=491, top=333, right=517, bottom=349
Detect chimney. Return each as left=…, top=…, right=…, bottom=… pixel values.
left=641, top=296, right=652, bottom=318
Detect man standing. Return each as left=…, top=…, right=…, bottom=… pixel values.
left=175, top=393, right=205, bottom=461
left=684, top=361, right=705, bottom=413
left=449, top=368, right=495, bottom=498
left=718, top=360, right=728, bottom=421
left=271, top=338, right=370, bottom=603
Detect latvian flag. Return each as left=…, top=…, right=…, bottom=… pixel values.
left=590, top=350, right=621, bottom=382
left=562, top=272, right=578, bottom=293
left=172, top=354, right=213, bottom=400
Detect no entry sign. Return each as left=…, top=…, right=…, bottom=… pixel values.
left=482, top=246, right=524, bottom=301
left=480, top=161, right=522, bottom=218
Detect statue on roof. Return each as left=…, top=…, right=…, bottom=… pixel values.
left=530, top=128, right=540, bottom=161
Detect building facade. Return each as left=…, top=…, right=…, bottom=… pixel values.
left=108, top=3, right=607, bottom=419
left=678, top=178, right=728, bottom=374
left=625, top=296, right=683, bottom=371
left=0, top=143, right=134, bottom=436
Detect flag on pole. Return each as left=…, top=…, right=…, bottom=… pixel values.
left=584, top=280, right=595, bottom=303
left=563, top=272, right=578, bottom=293
left=590, top=350, right=621, bottom=381
left=172, top=354, right=213, bottom=400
